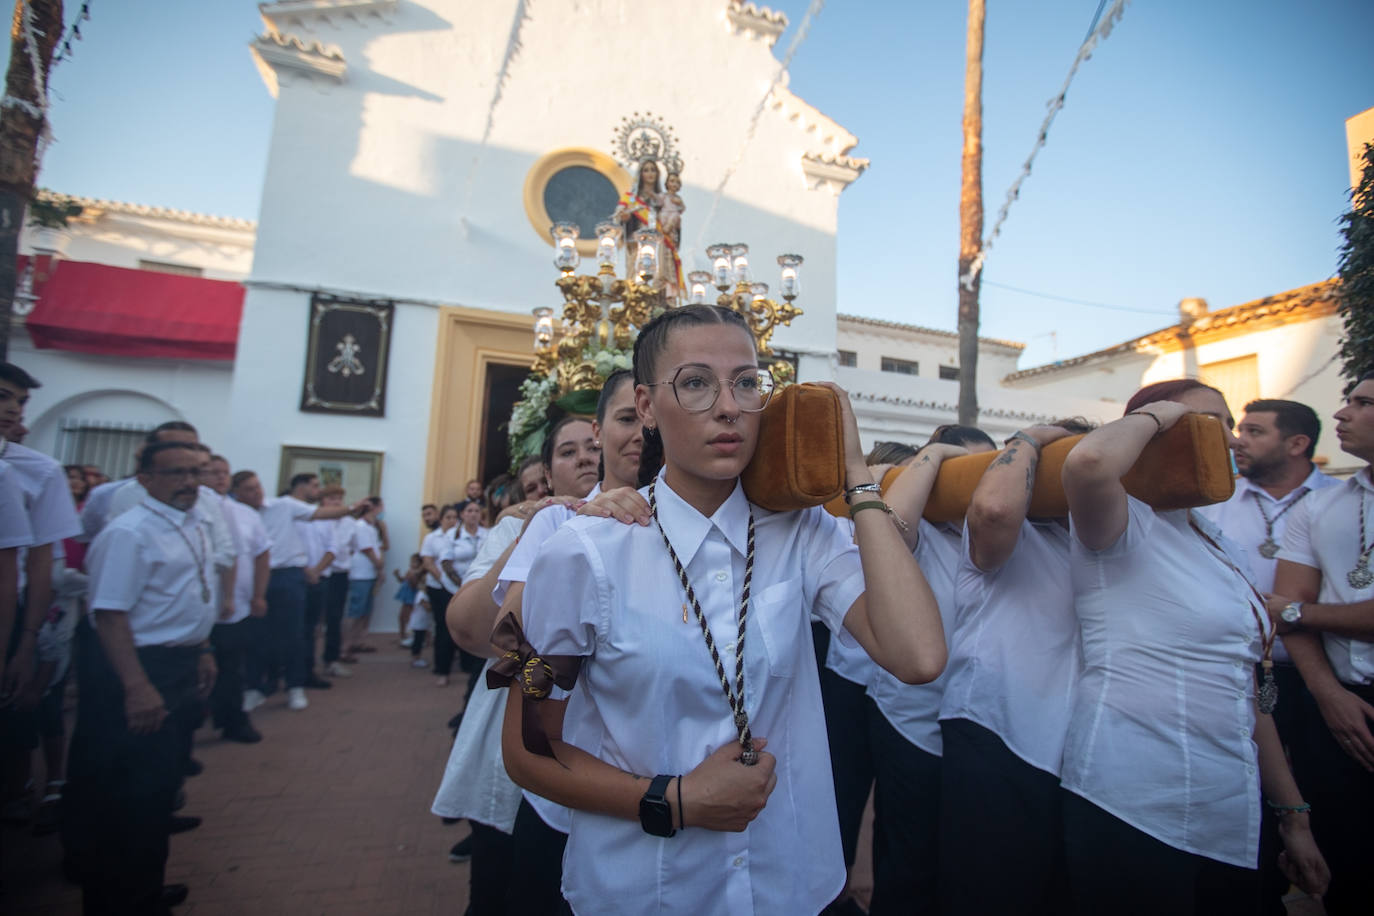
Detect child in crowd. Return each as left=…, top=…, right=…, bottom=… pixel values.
left=394, top=553, right=424, bottom=647
left=409, top=588, right=432, bottom=668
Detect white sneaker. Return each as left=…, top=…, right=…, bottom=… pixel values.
left=242, top=689, right=265, bottom=713
left=411, top=658, right=429, bottom=669
left=287, top=688, right=309, bottom=711
left=399, top=635, right=414, bottom=648
left=327, top=661, right=353, bottom=678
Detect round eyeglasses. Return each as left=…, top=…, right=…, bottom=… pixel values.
left=647, top=366, right=776, bottom=413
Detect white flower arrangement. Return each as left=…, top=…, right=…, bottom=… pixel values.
left=505, top=347, right=635, bottom=469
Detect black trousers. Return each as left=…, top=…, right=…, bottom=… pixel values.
left=63, top=622, right=198, bottom=915
left=466, top=820, right=515, bottom=916
left=323, top=572, right=349, bottom=664
left=938, top=718, right=1064, bottom=916
left=1062, top=789, right=1259, bottom=916
left=506, top=797, right=568, bottom=912
left=1298, top=679, right=1374, bottom=915
left=210, top=619, right=251, bottom=733
left=868, top=700, right=942, bottom=916
left=428, top=586, right=456, bottom=676
left=410, top=628, right=428, bottom=657
left=302, top=577, right=327, bottom=674
left=816, top=621, right=874, bottom=869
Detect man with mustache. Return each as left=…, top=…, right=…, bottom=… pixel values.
left=62, top=439, right=222, bottom=913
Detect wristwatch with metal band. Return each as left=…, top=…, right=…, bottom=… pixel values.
left=1280, top=602, right=1303, bottom=625
left=639, top=774, right=676, bottom=837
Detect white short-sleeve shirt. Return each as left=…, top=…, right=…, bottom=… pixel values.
left=421, top=527, right=458, bottom=592
left=938, top=519, right=1078, bottom=775
left=431, top=517, right=527, bottom=831
left=494, top=497, right=602, bottom=835
left=296, top=515, right=334, bottom=570
left=80, top=478, right=128, bottom=541
left=520, top=473, right=866, bottom=916
left=328, top=516, right=356, bottom=574
left=1198, top=467, right=1337, bottom=594
left=110, top=481, right=236, bottom=569
left=0, top=462, right=33, bottom=549
left=2, top=441, right=81, bottom=547
left=1062, top=497, right=1265, bottom=868
left=348, top=521, right=381, bottom=580
left=1277, top=468, right=1374, bottom=685
left=868, top=520, right=963, bottom=756
left=86, top=495, right=219, bottom=647
left=224, top=497, right=270, bottom=625
left=449, top=525, right=488, bottom=585
left=260, top=496, right=317, bottom=568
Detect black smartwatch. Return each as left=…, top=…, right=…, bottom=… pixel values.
left=638, top=774, right=677, bottom=837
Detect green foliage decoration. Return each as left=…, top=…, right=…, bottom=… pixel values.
left=1338, top=143, right=1374, bottom=388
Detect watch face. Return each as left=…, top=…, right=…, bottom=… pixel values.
left=1281, top=604, right=1300, bottom=623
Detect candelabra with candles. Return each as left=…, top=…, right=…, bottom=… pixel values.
left=532, top=221, right=805, bottom=394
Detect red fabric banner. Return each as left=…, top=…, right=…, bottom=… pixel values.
left=20, top=257, right=244, bottom=360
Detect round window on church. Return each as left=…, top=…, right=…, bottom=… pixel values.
left=523, top=149, right=630, bottom=256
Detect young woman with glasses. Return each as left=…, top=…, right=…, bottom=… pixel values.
left=500, top=304, right=947, bottom=915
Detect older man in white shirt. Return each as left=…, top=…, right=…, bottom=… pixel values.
left=61, top=440, right=221, bottom=914
left=1271, top=374, right=1374, bottom=915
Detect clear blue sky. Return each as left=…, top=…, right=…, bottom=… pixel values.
left=29, top=0, right=1374, bottom=369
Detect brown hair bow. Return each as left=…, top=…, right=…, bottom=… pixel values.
left=486, top=613, right=583, bottom=758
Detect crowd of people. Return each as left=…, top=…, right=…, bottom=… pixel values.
left=3, top=305, right=1374, bottom=916
left=0, top=359, right=492, bottom=913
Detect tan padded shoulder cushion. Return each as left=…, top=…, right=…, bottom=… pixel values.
left=740, top=383, right=847, bottom=512
left=823, top=412, right=1235, bottom=522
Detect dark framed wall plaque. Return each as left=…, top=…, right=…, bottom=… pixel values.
left=300, top=294, right=395, bottom=416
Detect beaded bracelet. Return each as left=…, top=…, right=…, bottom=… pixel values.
left=1264, top=799, right=1312, bottom=816
left=844, top=482, right=881, bottom=504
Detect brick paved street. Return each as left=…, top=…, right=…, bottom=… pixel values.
left=3, top=635, right=477, bottom=916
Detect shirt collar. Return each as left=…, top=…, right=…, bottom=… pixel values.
left=141, top=493, right=193, bottom=526
left=1235, top=464, right=1329, bottom=505
left=1354, top=467, right=1374, bottom=494
left=651, top=467, right=751, bottom=566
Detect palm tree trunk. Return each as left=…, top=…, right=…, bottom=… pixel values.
left=0, top=0, right=63, bottom=360
left=957, top=0, right=985, bottom=426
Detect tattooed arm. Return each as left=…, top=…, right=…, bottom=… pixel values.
left=967, top=426, right=1074, bottom=572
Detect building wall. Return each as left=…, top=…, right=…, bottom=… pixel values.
left=228, top=0, right=866, bottom=628
left=1347, top=104, right=1374, bottom=189
left=838, top=365, right=1111, bottom=452
left=22, top=213, right=254, bottom=280
left=837, top=319, right=1023, bottom=381
left=11, top=328, right=235, bottom=467
left=1004, top=314, right=1351, bottom=473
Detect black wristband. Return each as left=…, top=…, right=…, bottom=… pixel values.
left=1126, top=410, right=1164, bottom=436
left=639, top=774, right=676, bottom=837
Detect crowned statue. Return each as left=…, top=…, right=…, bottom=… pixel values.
left=611, top=120, right=685, bottom=301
